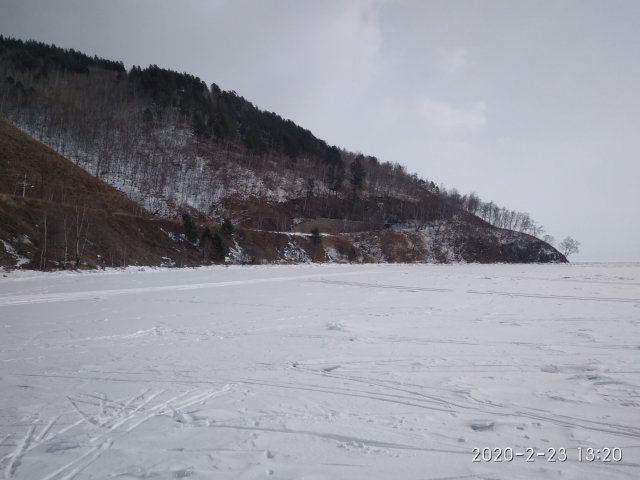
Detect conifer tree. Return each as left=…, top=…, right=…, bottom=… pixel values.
left=350, top=155, right=365, bottom=190
left=310, top=227, right=321, bottom=245
left=182, top=213, right=198, bottom=243
left=221, top=218, right=234, bottom=236
left=211, top=233, right=226, bottom=262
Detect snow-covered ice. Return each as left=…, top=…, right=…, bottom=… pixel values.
left=0, top=263, right=639, bottom=479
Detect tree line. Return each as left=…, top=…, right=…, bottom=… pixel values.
left=0, top=35, right=576, bottom=253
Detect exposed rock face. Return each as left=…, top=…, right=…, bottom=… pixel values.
left=444, top=226, right=567, bottom=263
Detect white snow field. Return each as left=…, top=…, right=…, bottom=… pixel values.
left=1, top=263, right=639, bottom=480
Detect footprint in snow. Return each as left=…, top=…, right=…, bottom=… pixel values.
left=168, top=406, right=210, bottom=426
left=173, top=467, right=194, bottom=478
left=322, top=365, right=340, bottom=373
left=469, top=420, right=495, bottom=432
left=540, top=364, right=562, bottom=373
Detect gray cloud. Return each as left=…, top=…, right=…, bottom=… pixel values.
left=418, top=97, right=486, bottom=130
left=438, top=46, right=470, bottom=74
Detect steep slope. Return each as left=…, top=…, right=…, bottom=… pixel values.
left=0, top=37, right=566, bottom=267
left=0, top=120, right=562, bottom=270
left=0, top=120, right=205, bottom=269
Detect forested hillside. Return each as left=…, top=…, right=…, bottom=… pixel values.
left=0, top=36, right=565, bottom=268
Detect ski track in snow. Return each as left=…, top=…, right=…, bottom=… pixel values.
left=0, top=269, right=386, bottom=307
left=0, top=263, right=639, bottom=479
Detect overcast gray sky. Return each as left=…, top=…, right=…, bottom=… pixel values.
left=1, top=0, right=639, bottom=262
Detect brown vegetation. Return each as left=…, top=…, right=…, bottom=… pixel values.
left=0, top=120, right=204, bottom=269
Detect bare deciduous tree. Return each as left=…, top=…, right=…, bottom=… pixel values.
left=74, top=205, right=89, bottom=268
left=559, top=236, right=580, bottom=257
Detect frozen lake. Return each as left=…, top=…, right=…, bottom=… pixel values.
left=1, top=263, right=639, bottom=479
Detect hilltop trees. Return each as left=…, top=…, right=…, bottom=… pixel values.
left=0, top=35, right=125, bottom=75
left=349, top=155, right=366, bottom=193
left=327, top=163, right=345, bottom=195
left=456, top=191, right=546, bottom=238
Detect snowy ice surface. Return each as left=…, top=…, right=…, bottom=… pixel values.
left=0, top=263, right=639, bottom=479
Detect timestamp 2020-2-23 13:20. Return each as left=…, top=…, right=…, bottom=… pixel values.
left=471, top=446, right=623, bottom=463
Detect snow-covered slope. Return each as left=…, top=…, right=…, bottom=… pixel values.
left=1, top=263, right=638, bottom=479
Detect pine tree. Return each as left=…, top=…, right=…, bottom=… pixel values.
left=182, top=213, right=198, bottom=243
left=200, top=227, right=213, bottom=262
left=221, top=218, right=234, bottom=236
left=310, top=227, right=321, bottom=245
left=211, top=233, right=226, bottom=262
left=327, top=163, right=345, bottom=195
left=349, top=155, right=365, bottom=190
